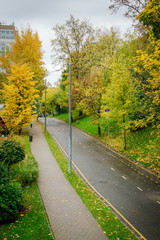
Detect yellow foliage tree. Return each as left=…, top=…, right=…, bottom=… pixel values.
left=2, top=63, right=38, bottom=134
left=134, top=39, right=160, bottom=127
left=137, top=0, right=160, bottom=40
left=40, top=87, right=58, bottom=116
left=0, top=27, right=46, bottom=96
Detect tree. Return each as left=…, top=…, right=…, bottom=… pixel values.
left=40, top=87, right=58, bottom=116
left=0, top=27, right=46, bottom=96
left=108, top=0, right=149, bottom=19
left=51, top=15, right=95, bottom=66
left=108, top=0, right=150, bottom=37
left=137, top=0, right=160, bottom=39
left=134, top=0, right=160, bottom=128
left=134, top=39, right=160, bottom=128
left=51, top=15, right=96, bottom=115
left=0, top=73, right=3, bottom=104
left=78, top=66, right=105, bottom=136
left=102, top=49, right=139, bottom=149
left=76, top=28, right=122, bottom=131
left=2, top=63, right=38, bottom=134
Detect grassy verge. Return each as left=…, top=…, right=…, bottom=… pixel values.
left=55, top=114, right=160, bottom=173
left=0, top=128, right=54, bottom=240
left=40, top=123, right=138, bottom=240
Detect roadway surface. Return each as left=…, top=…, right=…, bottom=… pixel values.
left=40, top=117, right=160, bottom=240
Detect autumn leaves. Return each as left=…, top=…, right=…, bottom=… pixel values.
left=0, top=28, right=45, bottom=134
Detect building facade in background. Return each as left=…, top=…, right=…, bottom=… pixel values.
left=0, top=22, right=17, bottom=54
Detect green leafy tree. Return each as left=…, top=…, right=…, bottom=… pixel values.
left=78, top=66, right=105, bottom=136
left=102, top=50, right=139, bottom=149
left=76, top=28, right=121, bottom=134
left=137, top=0, right=160, bottom=39
left=51, top=15, right=96, bottom=114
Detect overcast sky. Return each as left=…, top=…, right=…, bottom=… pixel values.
left=1, top=0, right=133, bottom=86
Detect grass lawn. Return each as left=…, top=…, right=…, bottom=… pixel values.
left=40, top=123, right=138, bottom=240
left=0, top=183, right=53, bottom=240
left=0, top=128, right=54, bottom=240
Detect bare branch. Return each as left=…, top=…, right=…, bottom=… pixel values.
left=108, top=0, right=149, bottom=19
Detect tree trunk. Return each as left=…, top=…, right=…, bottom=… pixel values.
left=98, top=108, right=101, bottom=137
left=98, top=124, right=101, bottom=136
left=19, top=128, right=22, bottom=135
left=123, top=115, right=127, bottom=150
left=124, top=128, right=127, bottom=150
left=79, top=110, right=83, bottom=117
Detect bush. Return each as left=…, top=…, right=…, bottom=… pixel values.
left=0, top=180, right=23, bottom=223
left=0, top=163, right=9, bottom=184
left=10, top=154, right=38, bottom=187
left=0, top=140, right=25, bottom=167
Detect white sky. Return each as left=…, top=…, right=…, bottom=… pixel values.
left=1, top=0, right=133, bottom=86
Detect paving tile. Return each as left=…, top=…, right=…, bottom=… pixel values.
left=31, top=122, right=108, bottom=240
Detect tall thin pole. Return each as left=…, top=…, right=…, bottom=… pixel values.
left=45, top=78, right=47, bottom=132
left=68, top=54, right=72, bottom=174
left=107, top=118, right=110, bottom=144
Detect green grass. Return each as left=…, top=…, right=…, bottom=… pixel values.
left=40, top=123, right=138, bottom=240
left=54, top=113, right=160, bottom=173
left=0, top=183, right=53, bottom=240
left=0, top=129, right=54, bottom=240
left=54, top=112, right=69, bottom=122
left=123, top=127, right=160, bottom=171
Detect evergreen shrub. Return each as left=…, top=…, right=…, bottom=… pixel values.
left=0, top=140, right=25, bottom=167
left=0, top=180, right=23, bottom=223
left=0, top=163, right=9, bottom=184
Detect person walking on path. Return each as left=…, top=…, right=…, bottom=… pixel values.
left=31, top=121, right=108, bottom=240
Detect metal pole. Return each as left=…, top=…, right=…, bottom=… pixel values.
left=107, top=118, right=110, bottom=144
left=69, top=54, right=72, bottom=174
left=45, top=78, right=47, bottom=132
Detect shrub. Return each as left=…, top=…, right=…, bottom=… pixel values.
left=0, top=140, right=25, bottom=167
left=0, top=180, right=23, bottom=223
left=10, top=154, right=38, bottom=187
left=0, top=163, right=9, bottom=184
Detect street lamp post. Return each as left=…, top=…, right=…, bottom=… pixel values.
left=45, top=78, right=47, bottom=132
left=68, top=54, right=72, bottom=174
left=68, top=40, right=99, bottom=174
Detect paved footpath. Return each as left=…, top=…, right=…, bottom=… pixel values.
left=31, top=121, right=108, bottom=240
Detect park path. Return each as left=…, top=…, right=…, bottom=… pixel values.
left=31, top=121, right=108, bottom=240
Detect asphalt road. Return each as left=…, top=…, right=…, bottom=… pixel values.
left=40, top=117, right=160, bottom=240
